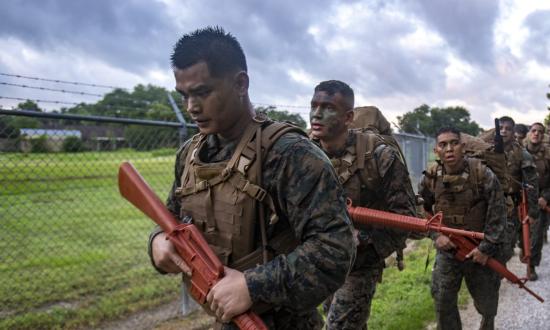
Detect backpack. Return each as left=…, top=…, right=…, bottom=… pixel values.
left=350, top=106, right=407, bottom=167
left=460, top=132, right=509, bottom=193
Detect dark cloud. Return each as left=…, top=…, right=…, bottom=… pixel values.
left=0, top=0, right=176, bottom=72
left=404, top=0, right=499, bottom=66
left=522, top=9, right=550, bottom=65
left=0, top=0, right=547, bottom=128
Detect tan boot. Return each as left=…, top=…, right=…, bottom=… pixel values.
left=529, top=266, right=538, bottom=281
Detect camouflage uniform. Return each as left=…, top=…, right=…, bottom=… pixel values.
left=319, top=130, right=416, bottom=330
left=503, top=142, right=539, bottom=262
left=419, top=159, right=506, bottom=330
left=525, top=141, right=550, bottom=268
left=149, top=119, right=356, bottom=330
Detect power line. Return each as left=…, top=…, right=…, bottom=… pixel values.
left=0, top=72, right=122, bottom=89
left=1, top=82, right=104, bottom=97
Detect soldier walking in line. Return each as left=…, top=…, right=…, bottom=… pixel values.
left=419, top=127, right=506, bottom=330
left=148, top=27, right=356, bottom=329
left=525, top=122, right=550, bottom=280
left=310, top=80, right=416, bottom=330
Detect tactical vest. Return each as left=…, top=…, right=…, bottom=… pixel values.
left=329, top=130, right=387, bottom=209
left=505, top=141, right=524, bottom=194
left=425, top=158, right=487, bottom=232
left=174, top=119, right=305, bottom=269
left=527, top=142, right=550, bottom=190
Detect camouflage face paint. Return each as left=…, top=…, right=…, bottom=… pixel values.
left=310, top=91, right=350, bottom=140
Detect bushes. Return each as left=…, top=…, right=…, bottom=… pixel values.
left=62, top=136, right=84, bottom=152
left=30, top=136, right=50, bottom=153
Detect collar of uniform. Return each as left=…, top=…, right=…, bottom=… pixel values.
left=200, top=134, right=239, bottom=163
left=527, top=141, right=542, bottom=154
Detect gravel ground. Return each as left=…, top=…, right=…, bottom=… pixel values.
left=458, top=239, right=550, bottom=330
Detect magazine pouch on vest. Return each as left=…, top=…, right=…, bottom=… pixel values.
left=174, top=120, right=304, bottom=269
left=427, top=158, right=487, bottom=232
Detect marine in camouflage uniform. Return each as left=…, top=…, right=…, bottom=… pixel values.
left=481, top=117, right=539, bottom=265
left=419, top=127, right=506, bottom=330
left=148, top=28, right=355, bottom=330
left=309, top=80, right=415, bottom=330
left=525, top=122, right=550, bottom=280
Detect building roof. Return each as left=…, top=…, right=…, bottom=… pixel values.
left=20, top=129, right=82, bottom=138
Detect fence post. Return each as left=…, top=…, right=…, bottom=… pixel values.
left=166, top=92, right=188, bottom=143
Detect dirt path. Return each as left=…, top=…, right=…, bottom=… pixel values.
left=96, top=299, right=213, bottom=330
left=459, top=241, right=550, bottom=330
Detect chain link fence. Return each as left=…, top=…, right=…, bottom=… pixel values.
left=394, top=132, right=435, bottom=191
left=0, top=109, right=432, bottom=329
left=0, top=109, right=196, bottom=329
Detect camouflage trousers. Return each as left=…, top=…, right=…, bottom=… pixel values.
left=503, top=204, right=541, bottom=265
left=431, top=251, right=501, bottom=330
left=531, top=211, right=547, bottom=266
left=323, top=245, right=384, bottom=330
left=502, top=205, right=518, bottom=263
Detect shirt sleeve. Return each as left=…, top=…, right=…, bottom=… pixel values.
left=243, top=135, right=356, bottom=312
left=369, top=145, right=416, bottom=257
left=477, top=167, right=507, bottom=256
left=418, top=173, right=438, bottom=240
left=520, top=150, right=540, bottom=219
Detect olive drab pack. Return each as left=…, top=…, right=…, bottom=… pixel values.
left=461, top=132, right=510, bottom=193
left=174, top=119, right=305, bottom=270
left=349, top=106, right=408, bottom=168
left=424, top=158, right=488, bottom=232
left=330, top=130, right=387, bottom=204
left=527, top=143, right=550, bottom=190
left=336, top=106, right=415, bottom=255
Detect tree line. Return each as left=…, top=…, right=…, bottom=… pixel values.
left=4, top=82, right=548, bottom=143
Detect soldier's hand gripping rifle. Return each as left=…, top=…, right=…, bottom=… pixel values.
left=347, top=201, right=544, bottom=303
left=118, top=162, right=268, bottom=330
left=517, top=183, right=533, bottom=278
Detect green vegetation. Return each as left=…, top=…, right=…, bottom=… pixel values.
left=368, top=240, right=469, bottom=329
left=1, top=149, right=472, bottom=330
left=397, top=104, right=481, bottom=136
left=0, top=149, right=182, bottom=329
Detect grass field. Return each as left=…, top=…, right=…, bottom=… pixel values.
left=0, top=149, right=468, bottom=329
left=0, top=149, right=182, bottom=329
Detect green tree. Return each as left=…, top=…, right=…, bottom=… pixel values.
left=397, top=104, right=481, bottom=136
left=16, top=100, right=42, bottom=112
left=255, top=106, right=306, bottom=128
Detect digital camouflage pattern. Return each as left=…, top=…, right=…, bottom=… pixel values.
left=419, top=161, right=506, bottom=330
left=431, top=253, right=501, bottom=330
left=525, top=141, right=550, bottom=267
left=320, top=131, right=416, bottom=330
left=504, top=143, right=539, bottom=262
left=154, top=123, right=356, bottom=330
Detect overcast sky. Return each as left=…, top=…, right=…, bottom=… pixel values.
left=1, top=0, right=549, bottom=129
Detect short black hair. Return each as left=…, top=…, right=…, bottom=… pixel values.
left=499, top=116, right=515, bottom=127
left=171, top=26, right=247, bottom=77
left=435, top=126, right=461, bottom=139
left=314, top=80, right=354, bottom=109
left=514, top=123, right=528, bottom=135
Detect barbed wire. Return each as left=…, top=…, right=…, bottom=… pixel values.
left=0, top=72, right=122, bottom=89
left=1, top=82, right=104, bottom=97
left=253, top=102, right=309, bottom=109
left=0, top=96, right=173, bottom=114
left=0, top=72, right=309, bottom=114
left=0, top=96, right=81, bottom=106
